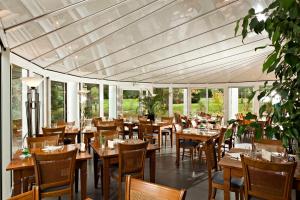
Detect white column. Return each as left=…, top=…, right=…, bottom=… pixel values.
left=187, top=88, right=192, bottom=116
left=109, top=85, right=117, bottom=119
left=223, top=86, right=229, bottom=125
left=205, top=88, right=209, bottom=113
left=21, top=69, right=28, bottom=136
left=67, top=81, right=79, bottom=126
left=1, top=48, right=11, bottom=199
left=253, top=85, right=260, bottom=116
left=183, top=89, right=188, bottom=115
left=99, top=83, right=104, bottom=117
left=229, top=88, right=239, bottom=120
left=168, top=87, right=173, bottom=116
left=44, top=77, right=51, bottom=127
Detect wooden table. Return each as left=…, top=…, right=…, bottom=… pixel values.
left=91, top=140, right=160, bottom=200
left=6, top=144, right=92, bottom=199
left=219, top=148, right=300, bottom=200
left=176, top=128, right=219, bottom=167
left=123, top=121, right=138, bottom=138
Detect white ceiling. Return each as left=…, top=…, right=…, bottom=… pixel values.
left=0, top=0, right=275, bottom=84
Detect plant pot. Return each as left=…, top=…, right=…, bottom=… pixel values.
left=147, top=114, right=155, bottom=122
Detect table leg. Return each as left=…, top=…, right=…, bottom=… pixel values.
left=129, top=126, right=133, bottom=139
left=93, top=152, right=99, bottom=188
left=79, top=160, right=87, bottom=200
left=176, top=137, right=180, bottom=167
left=149, top=151, right=156, bottom=183
left=77, top=131, right=81, bottom=143
left=158, top=128, right=161, bottom=149
left=13, top=170, right=22, bottom=195
left=75, top=169, right=79, bottom=193
left=223, top=167, right=231, bottom=200
left=103, top=158, right=110, bottom=200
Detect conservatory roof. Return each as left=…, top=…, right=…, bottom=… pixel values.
left=0, top=0, right=275, bottom=84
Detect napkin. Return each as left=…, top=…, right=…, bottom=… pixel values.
left=227, top=153, right=241, bottom=160
left=262, top=149, right=272, bottom=161
left=42, top=146, right=63, bottom=152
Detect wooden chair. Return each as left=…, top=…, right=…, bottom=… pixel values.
left=27, top=135, right=59, bottom=148
left=215, top=127, right=227, bottom=161
left=114, top=118, right=129, bottom=139
left=32, top=149, right=77, bottom=199
left=125, top=175, right=186, bottom=200
left=161, top=117, right=174, bottom=147
left=115, top=142, right=148, bottom=199
left=253, top=138, right=284, bottom=152
left=42, top=126, right=65, bottom=144
left=57, top=120, right=66, bottom=126
left=204, top=139, right=243, bottom=200
left=8, top=186, right=39, bottom=200
left=241, top=154, right=297, bottom=200
left=92, top=117, right=102, bottom=127
left=138, top=121, right=156, bottom=144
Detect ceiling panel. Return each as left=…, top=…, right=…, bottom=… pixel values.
left=0, top=0, right=275, bottom=84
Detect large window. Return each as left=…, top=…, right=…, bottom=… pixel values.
left=173, top=88, right=186, bottom=115
left=208, top=88, right=224, bottom=115
left=122, top=90, right=139, bottom=120
left=153, top=88, right=169, bottom=117
left=104, top=85, right=109, bottom=118
left=11, top=65, right=27, bottom=153
left=191, top=88, right=207, bottom=115
left=83, top=83, right=100, bottom=118
left=51, top=81, right=66, bottom=123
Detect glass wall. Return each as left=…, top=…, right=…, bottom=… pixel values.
left=122, top=90, right=139, bottom=120
left=83, top=83, right=100, bottom=118
left=208, top=88, right=224, bottom=115
left=191, top=88, right=207, bottom=115
left=11, top=65, right=27, bottom=153
left=104, top=84, right=109, bottom=118
left=173, top=88, right=186, bottom=115
left=51, top=81, right=66, bottom=123
left=153, top=88, right=169, bottom=117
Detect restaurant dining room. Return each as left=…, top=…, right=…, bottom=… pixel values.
left=0, top=0, right=299, bottom=199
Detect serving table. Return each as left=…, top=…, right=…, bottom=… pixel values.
left=219, top=147, right=300, bottom=200
left=91, top=140, right=160, bottom=200
left=6, top=144, right=92, bottom=199
left=176, top=128, right=219, bottom=167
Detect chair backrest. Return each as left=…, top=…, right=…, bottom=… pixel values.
left=215, top=127, right=227, bottom=161
left=253, top=138, right=284, bottom=152
left=42, top=126, right=65, bottom=142
left=56, top=120, right=66, bottom=126
left=138, top=121, right=153, bottom=136
left=125, top=175, right=186, bottom=200
left=92, top=117, right=102, bottom=126
left=32, top=149, right=77, bottom=194
left=138, top=115, right=147, bottom=121
left=114, top=118, right=125, bottom=132
left=241, top=154, right=297, bottom=200
left=118, top=142, right=148, bottom=181
left=27, top=135, right=59, bottom=148
left=8, top=186, right=39, bottom=200
left=204, top=139, right=218, bottom=183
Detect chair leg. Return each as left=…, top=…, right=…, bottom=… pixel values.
left=182, top=148, right=185, bottom=160
left=234, top=191, right=239, bottom=200
left=170, top=131, right=173, bottom=148
left=211, top=188, right=217, bottom=200
left=165, top=134, right=167, bottom=147
left=240, top=190, right=244, bottom=200
left=118, top=180, right=122, bottom=200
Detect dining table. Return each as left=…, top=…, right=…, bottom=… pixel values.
left=6, top=144, right=92, bottom=199
left=219, top=146, right=300, bottom=200
left=176, top=128, right=219, bottom=167
left=91, top=139, right=160, bottom=200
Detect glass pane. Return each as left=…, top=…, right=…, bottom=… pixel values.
left=173, top=88, right=186, bottom=115
left=11, top=64, right=27, bottom=153
left=191, top=88, right=206, bottom=115
left=122, top=90, right=139, bottom=120
left=51, top=81, right=66, bottom=123
left=104, top=84, right=109, bottom=118
left=238, top=87, right=253, bottom=114
left=153, top=88, right=169, bottom=117
left=83, top=83, right=100, bottom=118
left=208, top=88, right=224, bottom=115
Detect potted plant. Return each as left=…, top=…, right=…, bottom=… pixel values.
left=231, top=0, right=300, bottom=154
left=139, top=90, right=168, bottom=121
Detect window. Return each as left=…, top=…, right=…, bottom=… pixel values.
left=238, top=87, right=253, bottom=114
left=83, top=83, right=100, bottom=118
left=173, top=88, right=186, bottom=115
left=51, top=81, right=66, bottom=123
left=208, top=88, right=224, bottom=115
left=191, top=88, right=207, bottom=115
left=122, top=90, right=140, bottom=120
left=104, top=85, right=109, bottom=118
left=153, top=88, right=169, bottom=117
left=11, top=64, right=27, bottom=153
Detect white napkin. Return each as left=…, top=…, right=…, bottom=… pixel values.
left=262, top=149, right=272, bottom=161
left=227, top=153, right=241, bottom=160
left=108, top=140, right=114, bottom=149
left=42, top=146, right=63, bottom=152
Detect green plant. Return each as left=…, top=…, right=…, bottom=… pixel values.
left=139, top=90, right=168, bottom=118
left=234, top=0, right=300, bottom=149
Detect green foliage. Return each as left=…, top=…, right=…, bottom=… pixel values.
left=139, top=90, right=168, bottom=116
left=84, top=84, right=100, bottom=118
left=236, top=0, right=300, bottom=148
left=51, top=81, right=65, bottom=123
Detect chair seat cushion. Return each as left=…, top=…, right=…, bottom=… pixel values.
left=212, top=171, right=243, bottom=188
left=180, top=140, right=199, bottom=148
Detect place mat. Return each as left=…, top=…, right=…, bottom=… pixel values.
left=227, top=152, right=241, bottom=160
